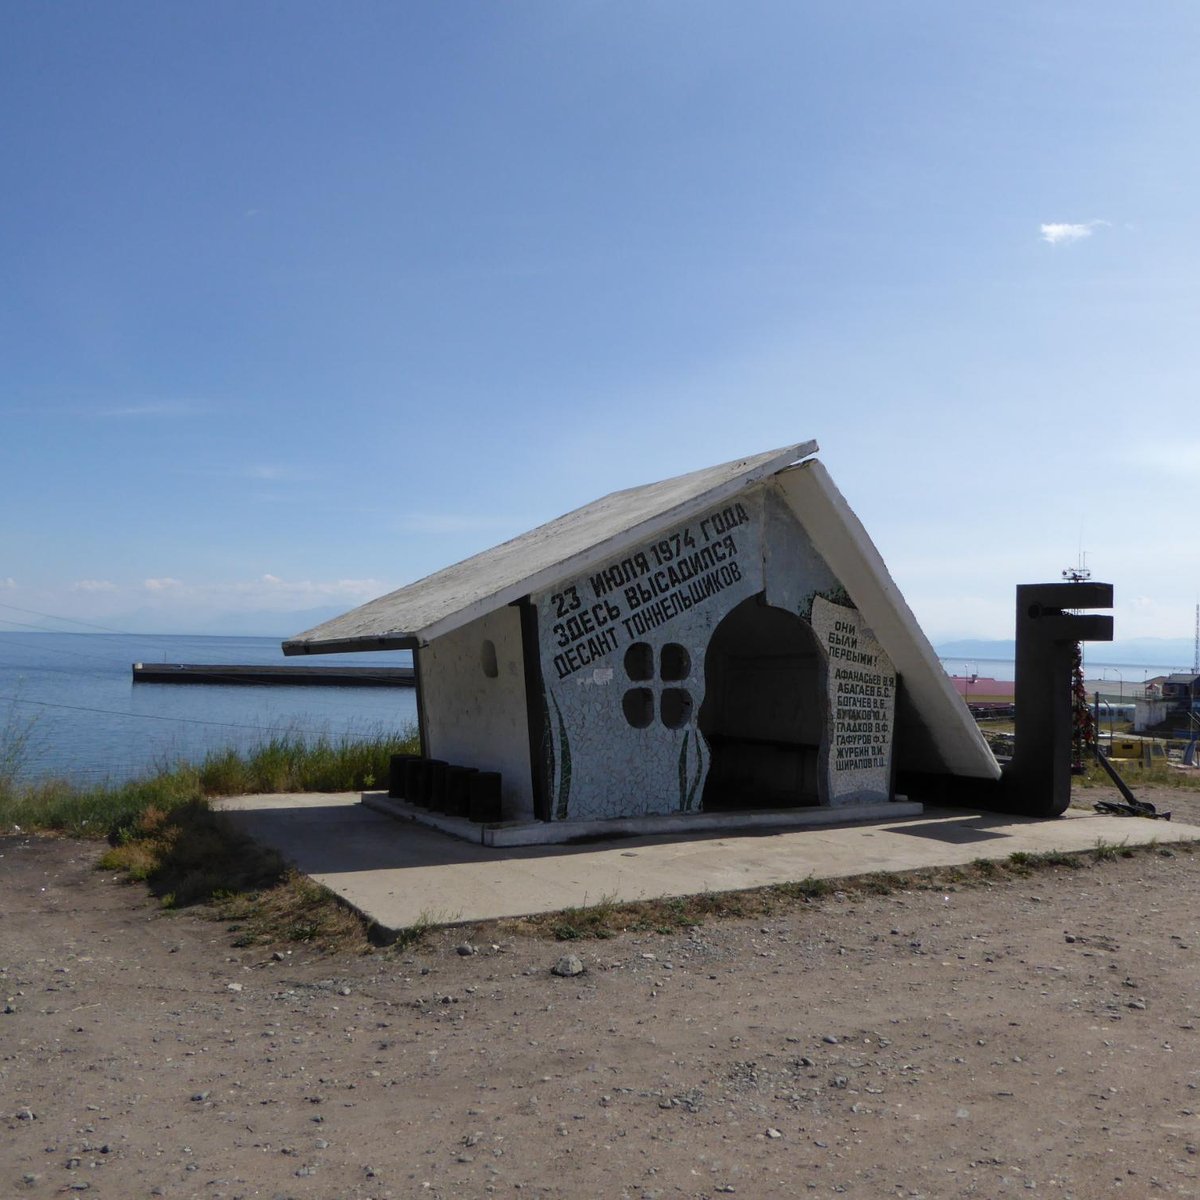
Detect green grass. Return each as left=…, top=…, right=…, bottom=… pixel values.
left=196, top=730, right=415, bottom=796
left=1074, top=755, right=1200, bottom=790
left=0, top=729, right=419, bottom=838
left=773, top=875, right=837, bottom=901
left=0, top=766, right=207, bottom=837
left=0, top=696, right=40, bottom=792
left=550, top=895, right=621, bottom=940
left=1005, top=848, right=1081, bottom=873
left=1092, top=837, right=1135, bottom=862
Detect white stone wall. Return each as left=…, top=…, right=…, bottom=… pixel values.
left=1134, top=698, right=1170, bottom=732
left=423, top=606, right=535, bottom=821
left=761, top=482, right=843, bottom=619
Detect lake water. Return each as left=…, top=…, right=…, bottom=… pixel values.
left=0, top=633, right=418, bottom=786
left=938, top=655, right=1180, bottom=687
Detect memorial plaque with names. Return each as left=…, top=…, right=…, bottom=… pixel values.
left=810, top=596, right=896, bottom=806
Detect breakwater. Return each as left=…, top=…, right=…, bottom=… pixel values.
left=132, top=663, right=415, bottom=687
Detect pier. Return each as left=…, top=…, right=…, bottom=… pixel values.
left=131, top=663, right=415, bottom=687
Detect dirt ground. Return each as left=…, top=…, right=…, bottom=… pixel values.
left=4, top=783, right=1200, bottom=1200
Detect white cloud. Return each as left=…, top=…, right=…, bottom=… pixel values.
left=1039, top=220, right=1108, bottom=246
left=244, top=464, right=298, bottom=481
left=141, top=575, right=385, bottom=605
left=10, top=574, right=396, bottom=635
left=95, top=401, right=201, bottom=418
left=26, top=574, right=392, bottom=632
left=396, top=512, right=522, bottom=535
left=236, top=574, right=381, bottom=598
left=227, top=577, right=384, bottom=600
left=183, top=463, right=312, bottom=483
left=1124, top=440, right=1200, bottom=477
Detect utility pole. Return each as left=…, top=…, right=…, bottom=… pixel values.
left=1193, top=602, right=1198, bottom=675
left=1193, top=603, right=1199, bottom=736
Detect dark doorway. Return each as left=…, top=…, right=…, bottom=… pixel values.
left=698, top=594, right=826, bottom=810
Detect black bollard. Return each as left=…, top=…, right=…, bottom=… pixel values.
left=388, top=754, right=420, bottom=799
left=426, top=760, right=449, bottom=812
left=444, top=766, right=478, bottom=818
left=468, top=772, right=503, bottom=824
left=405, top=759, right=428, bottom=807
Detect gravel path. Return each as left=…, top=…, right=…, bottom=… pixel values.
left=3, top=794, right=1200, bottom=1199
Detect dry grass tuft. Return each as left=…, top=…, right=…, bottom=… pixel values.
left=3, top=731, right=418, bottom=954
left=216, top=870, right=373, bottom=953
left=487, top=841, right=1195, bottom=943
left=96, top=798, right=374, bottom=953
left=99, top=800, right=286, bottom=906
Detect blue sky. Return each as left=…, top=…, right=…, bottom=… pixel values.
left=2, top=2, right=1198, bottom=644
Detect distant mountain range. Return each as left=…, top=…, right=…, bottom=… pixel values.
left=184, top=607, right=348, bottom=637
left=13, top=608, right=1198, bottom=664
left=38, top=606, right=353, bottom=638
left=935, top=637, right=1197, bottom=669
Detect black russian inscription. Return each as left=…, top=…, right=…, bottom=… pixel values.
left=550, top=501, right=751, bottom=680
left=828, top=619, right=893, bottom=774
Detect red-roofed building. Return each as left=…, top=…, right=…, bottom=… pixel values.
left=948, top=675, right=1014, bottom=701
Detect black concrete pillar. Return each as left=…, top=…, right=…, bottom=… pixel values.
left=1001, top=582, right=1113, bottom=817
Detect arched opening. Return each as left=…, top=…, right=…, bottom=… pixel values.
left=698, top=594, right=826, bottom=810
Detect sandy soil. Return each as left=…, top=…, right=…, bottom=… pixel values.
left=3, top=784, right=1200, bottom=1200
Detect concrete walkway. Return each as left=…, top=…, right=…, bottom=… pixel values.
left=215, top=792, right=1200, bottom=934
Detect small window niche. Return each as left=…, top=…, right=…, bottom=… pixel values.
left=660, top=643, right=690, bottom=682
left=624, top=642, right=654, bottom=682
left=480, top=639, right=499, bottom=679
left=660, top=687, right=693, bottom=729
left=622, top=687, right=655, bottom=729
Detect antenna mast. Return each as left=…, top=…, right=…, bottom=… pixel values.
left=1062, top=551, right=1091, bottom=585
left=1194, top=602, right=1199, bottom=674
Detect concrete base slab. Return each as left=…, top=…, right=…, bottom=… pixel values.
left=214, top=792, right=1200, bottom=934
left=361, top=791, right=925, bottom=846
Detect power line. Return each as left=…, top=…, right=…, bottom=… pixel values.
left=0, top=622, right=147, bottom=665
left=0, top=693, right=382, bottom=736
left=0, top=600, right=133, bottom=635
left=0, top=660, right=126, bottom=679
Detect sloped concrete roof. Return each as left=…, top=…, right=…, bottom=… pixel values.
left=283, top=440, right=818, bottom=655
left=282, top=441, right=999, bottom=780
left=775, top=461, right=1000, bottom=780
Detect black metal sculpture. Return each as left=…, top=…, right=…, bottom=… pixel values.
left=1001, top=582, right=1113, bottom=816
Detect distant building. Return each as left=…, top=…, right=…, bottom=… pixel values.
left=1161, top=673, right=1200, bottom=707
left=947, top=675, right=1014, bottom=700
left=1134, top=672, right=1200, bottom=732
